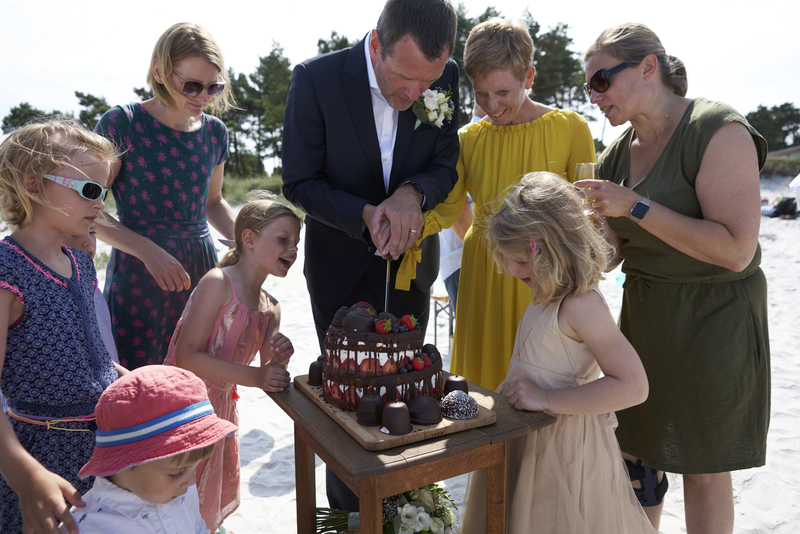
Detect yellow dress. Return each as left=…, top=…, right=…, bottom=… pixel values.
left=449, top=109, right=595, bottom=390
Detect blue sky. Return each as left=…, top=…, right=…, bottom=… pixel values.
left=2, top=0, right=796, bottom=148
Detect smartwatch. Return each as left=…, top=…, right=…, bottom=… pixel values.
left=630, top=197, right=652, bottom=223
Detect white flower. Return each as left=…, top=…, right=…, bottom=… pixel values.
left=398, top=525, right=416, bottom=534
left=429, top=517, right=444, bottom=533
left=414, top=510, right=433, bottom=531
left=422, top=91, right=439, bottom=111
left=443, top=508, right=457, bottom=526
left=416, top=488, right=436, bottom=511
left=412, top=87, right=454, bottom=130
left=400, top=503, right=419, bottom=525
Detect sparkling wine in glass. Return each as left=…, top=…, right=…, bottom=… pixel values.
left=575, top=162, right=598, bottom=215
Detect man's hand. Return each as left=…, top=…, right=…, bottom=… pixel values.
left=363, top=184, right=424, bottom=259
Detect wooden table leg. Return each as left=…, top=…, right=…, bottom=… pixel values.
left=486, top=442, right=508, bottom=534
left=295, top=422, right=316, bottom=534
left=358, top=477, right=383, bottom=534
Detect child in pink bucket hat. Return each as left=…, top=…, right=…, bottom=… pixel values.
left=61, top=365, right=237, bottom=533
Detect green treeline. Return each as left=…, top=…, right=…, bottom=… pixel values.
left=3, top=5, right=799, bottom=183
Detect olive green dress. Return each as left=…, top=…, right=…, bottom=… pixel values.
left=600, top=98, right=770, bottom=474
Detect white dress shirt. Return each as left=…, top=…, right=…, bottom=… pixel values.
left=365, top=31, right=399, bottom=192
left=60, top=476, right=209, bottom=534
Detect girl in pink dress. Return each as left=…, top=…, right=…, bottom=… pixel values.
left=164, top=194, right=301, bottom=531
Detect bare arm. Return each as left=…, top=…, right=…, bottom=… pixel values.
left=95, top=159, right=191, bottom=292
left=173, top=270, right=289, bottom=392
left=0, top=290, right=84, bottom=534
left=258, top=299, right=293, bottom=367
left=451, top=198, right=473, bottom=242
left=505, top=291, right=648, bottom=415
left=205, top=162, right=235, bottom=241
left=576, top=122, right=761, bottom=272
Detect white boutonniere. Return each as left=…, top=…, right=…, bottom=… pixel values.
left=412, top=87, right=454, bottom=130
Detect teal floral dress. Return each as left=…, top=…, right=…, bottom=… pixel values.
left=95, top=103, right=229, bottom=369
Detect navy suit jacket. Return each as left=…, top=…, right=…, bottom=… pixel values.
left=282, top=38, right=460, bottom=311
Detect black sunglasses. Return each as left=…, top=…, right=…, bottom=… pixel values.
left=172, top=71, right=226, bottom=98
left=584, top=61, right=638, bottom=97
left=43, top=174, right=109, bottom=201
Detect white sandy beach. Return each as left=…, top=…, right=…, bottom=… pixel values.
left=4, top=176, right=796, bottom=533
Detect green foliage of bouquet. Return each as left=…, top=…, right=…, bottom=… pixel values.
left=316, top=483, right=458, bottom=534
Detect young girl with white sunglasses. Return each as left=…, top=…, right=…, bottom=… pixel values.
left=0, top=118, right=124, bottom=534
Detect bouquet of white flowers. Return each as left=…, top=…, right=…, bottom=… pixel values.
left=316, top=483, right=458, bottom=534
left=412, top=87, right=454, bottom=130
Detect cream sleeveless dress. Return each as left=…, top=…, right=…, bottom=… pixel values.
left=460, top=289, right=655, bottom=533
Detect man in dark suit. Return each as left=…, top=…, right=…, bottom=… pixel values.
left=282, top=0, right=459, bottom=346
left=282, top=0, right=459, bottom=511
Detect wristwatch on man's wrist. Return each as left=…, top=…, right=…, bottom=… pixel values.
left=630, top=197, right=652, bottom=223
left=403, top=181, right=426, bottom=208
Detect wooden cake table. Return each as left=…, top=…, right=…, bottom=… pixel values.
left=268, top=372, right=555, bottom=534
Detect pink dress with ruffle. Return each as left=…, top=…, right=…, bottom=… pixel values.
left=164, top=269, right=270, bottom=530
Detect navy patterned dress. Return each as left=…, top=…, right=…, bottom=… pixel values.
left=0, top=237, right=117, bottom=532
left=95, top=103, right=229, bottom=369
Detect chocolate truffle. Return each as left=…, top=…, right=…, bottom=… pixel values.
left=381, top=401, right=412, bottom=435
left=357, top=393, right=384, bottom=427
left=308, top=359, right=323, bottom=386
left=342, top=308, right=375, bottom=331
left=441, top=390, right=479, bottom=420
left=331, top=306, right=349, bottom=328
left=443, top=375, right=469, bottom=395
left=408, top=395, right=442, bottom=425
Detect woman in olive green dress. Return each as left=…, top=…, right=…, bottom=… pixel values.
left=575, top=23, right=769, bottom=534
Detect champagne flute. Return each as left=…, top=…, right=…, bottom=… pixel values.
left=575, top=162, right=598, bottom=215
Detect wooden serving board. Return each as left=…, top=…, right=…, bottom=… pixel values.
left=294, top=375, right=496, bottom=451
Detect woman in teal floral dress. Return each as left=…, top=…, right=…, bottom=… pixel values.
left=95, top=23, right=236, bottom=369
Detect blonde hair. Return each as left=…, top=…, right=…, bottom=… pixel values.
left=464, top=18, right=534, bottom=83
left=584, top=22, right=688, bottom=97
left=485, top=172, right=613, bottom=305
left=217, top=191, right=302, bottom=268
left=128, top=442, right=215, bottom=471
left=0, top=117, right=117, bottom=229
left=167, top=442, right=215, bottom=466
left=147, top=23, right=235, bottom=116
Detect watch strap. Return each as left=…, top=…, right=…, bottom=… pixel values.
left=630, top=197, right=652, bottom=222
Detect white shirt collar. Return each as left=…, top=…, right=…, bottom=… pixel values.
left=365, top=30, right=385, bottom=102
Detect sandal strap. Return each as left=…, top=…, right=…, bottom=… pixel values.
left=624, top=459, right=669, bottom=507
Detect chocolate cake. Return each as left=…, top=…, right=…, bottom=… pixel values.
left=322, top=301, right=443, bottom=412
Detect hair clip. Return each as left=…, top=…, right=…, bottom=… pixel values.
left=218, top=238, right=236, bottom=249
left=529, top=235, right=540, bottom=255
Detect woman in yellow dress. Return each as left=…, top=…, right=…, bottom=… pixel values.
left=448, top=18, right=596, bottom=390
